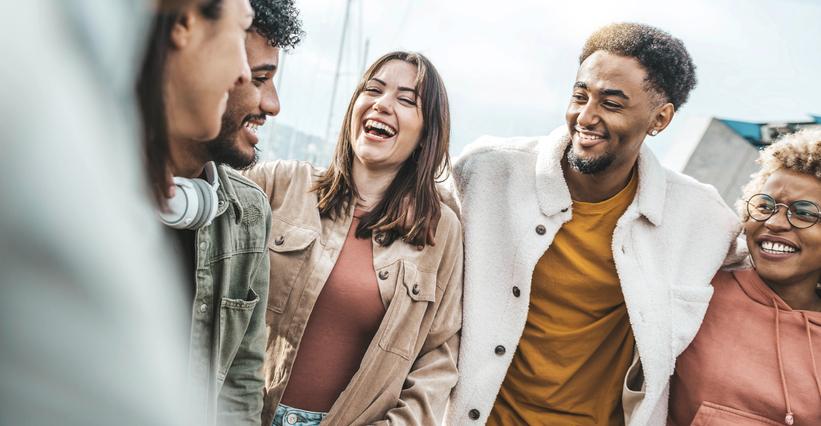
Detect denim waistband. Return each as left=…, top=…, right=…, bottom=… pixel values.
left=272, top=402, right=328, bottom=426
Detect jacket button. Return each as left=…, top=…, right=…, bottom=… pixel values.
left=561, top=207, right=568, bottom=213
left=468, top=409, right=480, bottom=420
left=535, top=224, right=546, bottom=235
left=274, top=236, right=285, bottom=246
left=378, top=270, right=389, bottom=280
left=199, top=303, right=207, bottom=313
left=512, top=286, right=521, bottom=297
left=412, top=284, right=420, bottom=295
left=495, top=345, right=506, bottom=355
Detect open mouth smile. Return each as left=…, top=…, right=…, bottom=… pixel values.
left=363, top=119, right=397, bottom=140
left=574, top=127, right=608, bottom=147
left=757, top=237, right=800, bottom=258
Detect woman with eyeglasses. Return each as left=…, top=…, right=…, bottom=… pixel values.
left=668, top=128, right=821, bottom=426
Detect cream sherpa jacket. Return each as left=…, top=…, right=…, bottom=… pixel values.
left=445, top=127, right=741, bottom=426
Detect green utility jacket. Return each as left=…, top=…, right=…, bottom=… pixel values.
left=187, top=165, right=272, bottom=425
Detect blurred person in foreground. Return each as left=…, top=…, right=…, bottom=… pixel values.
left=136, top=0, right=299, bottom=424
left=0, top=0, right=194, bottom=424
left=447, top=23, right=740, bottom=426
left=669, top=129, right=821, bottom=425
left=242, top=51, right=463, bottom=425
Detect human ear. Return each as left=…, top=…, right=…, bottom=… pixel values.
left=648, top=102, right=675, bottom=136
left=169, top=8, right=198, bottom=49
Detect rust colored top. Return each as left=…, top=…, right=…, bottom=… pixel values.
left=669, top=269, right=821, bottom=426
left=279, top=210, right=386, bottom=412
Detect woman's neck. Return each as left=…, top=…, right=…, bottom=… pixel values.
left=765, top=274, right=821, bottom=312
left=351, top=159, right=399, bottom=210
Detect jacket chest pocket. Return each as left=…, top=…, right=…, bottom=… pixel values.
left=267, top=218, right=318, bottom=314
left=377, top=261, right=437, bottom=360
left=217, top=288, right=260, bottom=381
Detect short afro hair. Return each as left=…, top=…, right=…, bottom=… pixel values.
left=580, top=23, right=697, bottom=110
left=737, top=127, right=821, bottom=218
left=250, top=0, right=304, bottom=50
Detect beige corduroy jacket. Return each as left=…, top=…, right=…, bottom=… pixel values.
left=243, top=160, right=463, bottom=426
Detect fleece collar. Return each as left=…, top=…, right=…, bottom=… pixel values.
left=534, top=126, right=667, bottom=226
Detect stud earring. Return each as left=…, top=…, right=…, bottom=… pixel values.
left=650, top=129, right=659, bottom=136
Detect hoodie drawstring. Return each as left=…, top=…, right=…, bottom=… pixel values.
left=773, top=300, right=794, bottom=425
left=803, top=314, right=821, bottom=402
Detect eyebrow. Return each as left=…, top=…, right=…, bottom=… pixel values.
left=574, top=81, right=630, bottom=100
left=252, top=64, right=277, bottom=72
left=370, top=78, right=418, bottom=95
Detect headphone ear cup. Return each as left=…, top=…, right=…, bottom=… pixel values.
left=189, top=178, right=218, bottom=229
left=159, top=178, right=200, bottom=229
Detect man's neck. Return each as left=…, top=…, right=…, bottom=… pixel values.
left=169, top=137, right=208, bottom=178
left=562, top=155, right=637, bottom=203
left=351, top=160, right=399, bottom=211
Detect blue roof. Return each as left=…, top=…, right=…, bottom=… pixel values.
left=719, top=118, right=762, bottom=143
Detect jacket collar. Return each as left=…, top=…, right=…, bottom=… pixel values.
left=534, top=126, right=666, bottom=226
left=216, top=164, right=244, bottom=223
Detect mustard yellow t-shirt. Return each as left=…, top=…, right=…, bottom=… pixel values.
left=488, top=173, right=638, bottom=426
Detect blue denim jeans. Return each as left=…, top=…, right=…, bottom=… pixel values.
left=271, top=403, right=328, bottom=426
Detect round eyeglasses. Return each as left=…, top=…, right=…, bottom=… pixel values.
left=746, top=193, right=821, bottom=229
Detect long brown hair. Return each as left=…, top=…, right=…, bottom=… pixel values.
left=312, top=51, right=451, bottom=247
left=137, top=0, right=224, bottom=206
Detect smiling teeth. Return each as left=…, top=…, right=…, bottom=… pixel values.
left=365, top=119, right=396, bottom=137
left=244, top=122, right=260, bottom=134
left=579, top=133, right=604, bottom=140
left=761, top=240, right=797, bottom=254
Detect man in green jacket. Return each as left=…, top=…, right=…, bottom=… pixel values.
left=166, top=1, right=303, bottom=424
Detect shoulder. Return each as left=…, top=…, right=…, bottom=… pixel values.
left=223, top=167, right=266, bottom=204
left=662, top=168, right=738, bottom=230
left=455, top=135, right=541, bottom=171
left=664, top=168, right=730, bottom=211
left=452, top=135, right=545, bottom=193
left=437, top=200, right=462, bottom=238
left=222, top=168, right=271, bottom=224
left=241, top=159, right=321, bottom=194
left=710, top=268, right=752, bottom=301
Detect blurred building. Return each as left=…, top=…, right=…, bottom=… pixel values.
left=681, top=115, right=821, bottom=205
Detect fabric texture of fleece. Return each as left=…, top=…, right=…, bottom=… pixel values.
left=445, top=127, right=741, bottom=426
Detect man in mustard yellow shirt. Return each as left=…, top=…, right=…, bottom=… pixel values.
left=448, top=23, right=740, bottom=425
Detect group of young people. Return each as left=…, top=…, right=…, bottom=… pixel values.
left=3, top=0, right=819, bottom=425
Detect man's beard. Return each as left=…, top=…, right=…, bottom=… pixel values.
left=566, top=146, right=614, bottom=175
left=206, top=113, right=262, bottom=170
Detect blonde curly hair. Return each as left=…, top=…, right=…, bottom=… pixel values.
left=737, top=127, right=821, bottom=218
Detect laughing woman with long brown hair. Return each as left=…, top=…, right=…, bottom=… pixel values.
left=243, top=51, right=462, bottom=426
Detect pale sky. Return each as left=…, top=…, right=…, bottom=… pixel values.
left=264, top=0, right=821, bottom=167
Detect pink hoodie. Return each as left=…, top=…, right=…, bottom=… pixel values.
left=669, top=269, right=821, bottom=425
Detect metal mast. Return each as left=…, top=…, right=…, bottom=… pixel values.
left=323, top=0, right=354, bottom=146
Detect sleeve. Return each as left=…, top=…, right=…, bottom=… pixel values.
left=216, top=198, right=273, bottom=425
left=373, top=219, right=464, bottom=425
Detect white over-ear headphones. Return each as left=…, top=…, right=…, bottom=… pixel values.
left=159, top=161, right=220, bottom=230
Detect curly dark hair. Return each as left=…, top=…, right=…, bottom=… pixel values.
left=250, top=0, right=304, bottom=49
left=579, top=23, right=697, bottom=110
